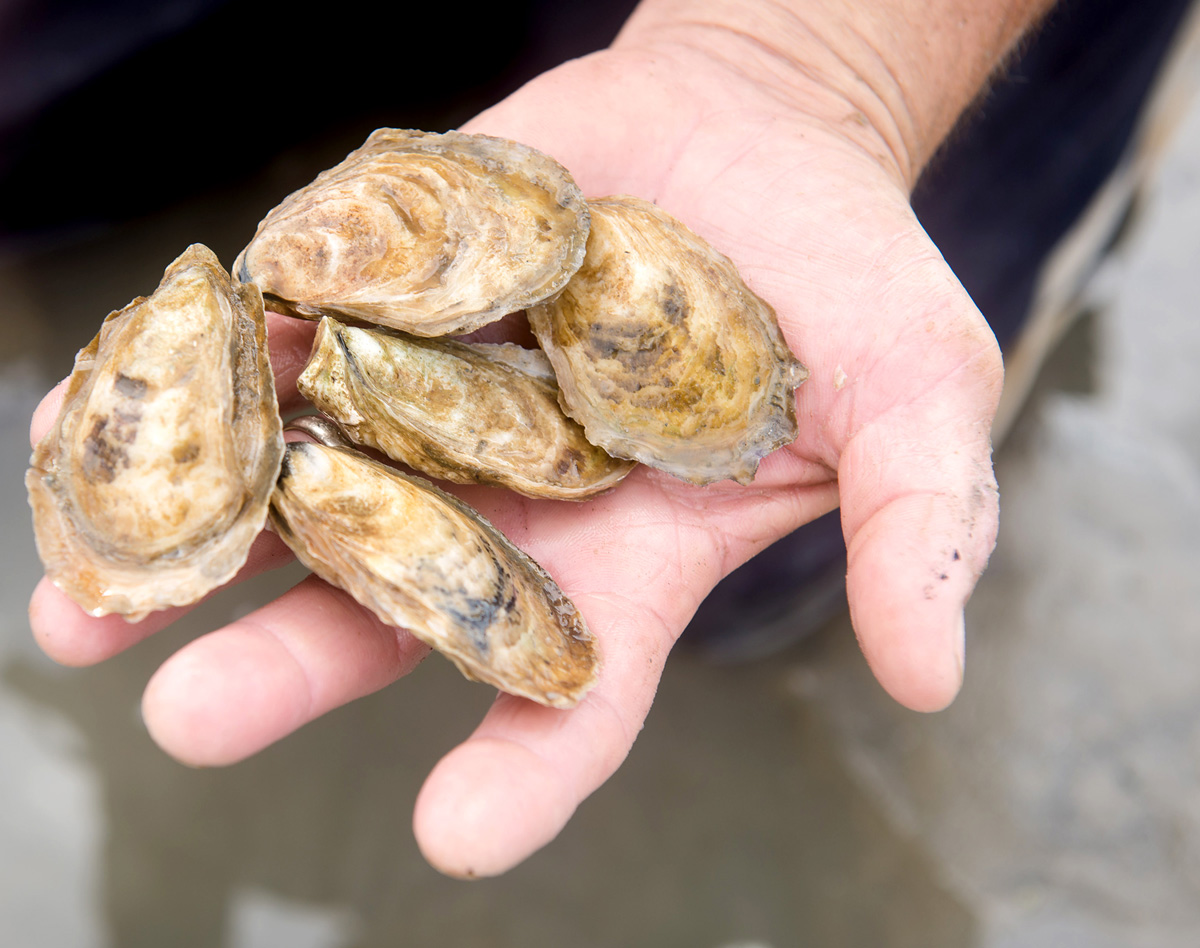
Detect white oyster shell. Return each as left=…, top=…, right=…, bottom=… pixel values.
left=26, top=244, right=284, bottom=620
left=235, top=128, right=590, bottom=336
left=528, top=195, right=808, bottom=485
left=269, top=440, right=598, bottom=708
left=297, top=317, right=635, bottom=500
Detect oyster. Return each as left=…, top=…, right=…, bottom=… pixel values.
left=235, top=129, right=590, bottom=337
left=269, top=437, right=598, bottom=708
left=297, top=316, right=635, bottom=500
left=26, top=244, right=283, bottom=620
left=527, top=195, right=808, bottom=485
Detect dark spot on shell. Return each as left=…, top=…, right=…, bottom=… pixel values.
left=659, top=283, right=689, bottom=326
left=705, top=346, right=726, bottom=377
left=279, top=444, right=299, bottom=483
left=113, top=408, right=140, bottom=443
left=269, top=501, right=295, bottom=542
left=446, top=566, right=519, bottom=654
left=555, top=447, right=583, bottom=476
left=114, top=374, right=148, bottom=399
left=81, top=418, right=126, bottom=484
left=333, top=325, right=365, bottom=383
left=584, top=321, right=668, bottom=366
left=173, top=443, right=201, bottom=464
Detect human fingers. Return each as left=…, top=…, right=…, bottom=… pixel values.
left=412, top=565, right=677, bottom=878
left=140, top=461, right=816, bottom=775
left=30, top=529, right=295, bottom=666
left=29, top=377, right=68, bottom=450
left=263, top=311, right=319, bottom=413
left=410, top=467, right=837, bottom=877
left=141, top=573, right=430, bottom=766
left=838, top=318, right=1002, bottom=712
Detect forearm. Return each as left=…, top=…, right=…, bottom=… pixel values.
left=614, top=0, right=1058, bottom=188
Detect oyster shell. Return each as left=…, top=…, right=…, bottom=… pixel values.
left=527, top=195, right=808, bottom=485
left=26, top=244, right=284, bottom=620
left=235, top=129, right=590, bottom=337
left=297, top=316, right=635, bottom=500
left=269, top=439, right=598, bottom=708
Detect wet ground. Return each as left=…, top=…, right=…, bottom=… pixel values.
left=5, top=33, right=1200, bottom=948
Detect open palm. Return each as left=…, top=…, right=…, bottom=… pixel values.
left=29, top=43, right=1002, bottom=877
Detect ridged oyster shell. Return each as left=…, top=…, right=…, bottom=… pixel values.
left=235, top=129, right=590, bottom=337
left=527, top=195, right=808, bottom=485
left=26, top=244, right=283, bottom=620
left=269, top=440, right=598, bottom=708
left=297, top=316, right=635, bottom=500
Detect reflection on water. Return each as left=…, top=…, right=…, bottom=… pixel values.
left=0, top=683, right=104, bottom=948
left=226, top=888, right=359, bottom=948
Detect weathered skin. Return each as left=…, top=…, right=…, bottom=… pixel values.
left=26, top=244, right=283, bottom=620
left=235, top=129, right=590, bottom=337
left=269, top=440, right=598, bottom=708
left=528, top=195, right=809, bottom=485
left=297, top=317, right=635, bottom=500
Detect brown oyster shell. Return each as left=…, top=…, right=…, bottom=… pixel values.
left=269, top=440, right=598, bottom=708
left=26, top=244, right=284, bottom=620
left=527, top=195, right=808, bottom=485
left=297, top=316, right=635, bottom=500
left=234, top=128, right=590, bottom=337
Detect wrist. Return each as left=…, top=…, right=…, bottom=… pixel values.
left=614, top=0, right=1055, bottom=189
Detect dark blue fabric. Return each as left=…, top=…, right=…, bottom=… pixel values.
left=913, top=0, right=1195, bottom=353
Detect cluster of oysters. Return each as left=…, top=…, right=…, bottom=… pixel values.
left=26, top=129, right=808, bottom=709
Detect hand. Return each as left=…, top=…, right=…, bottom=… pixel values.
left=28, top=31, right=1001, bottom=877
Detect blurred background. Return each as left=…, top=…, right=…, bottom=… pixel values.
left=3, top=1, right=1200, bottom=945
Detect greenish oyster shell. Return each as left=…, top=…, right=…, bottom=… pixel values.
left=269, top=440, right=598, bottom=708
left=297, top=316, right=635, bottom=500
left=235, top=129, right=590, bottom=337
left=26, top=244, right=284, bottom=620
left=527, top=195, right=808, bottom=486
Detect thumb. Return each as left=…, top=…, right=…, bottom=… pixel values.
left=839, top=343, right=1001, bottom=711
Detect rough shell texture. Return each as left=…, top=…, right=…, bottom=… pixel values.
left=297, top=316, right=635, bottom=500
left=269, top=441, right=598, bottom=708
left=528, top=195, right=808, bottom=485
left=235, top=128, right=590, bottom=337
left=26, top=244, right=283, bottom=620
